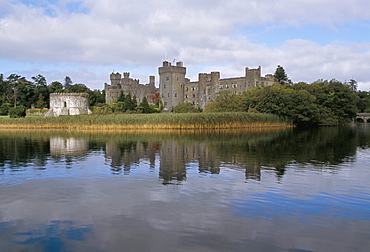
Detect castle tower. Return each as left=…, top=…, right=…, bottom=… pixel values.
left=110, top=72, right=122, bottom=86
left=159, top=61, right=186, bottom=111
left=245, top=66, right=262, bottom=88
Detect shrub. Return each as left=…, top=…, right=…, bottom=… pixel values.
left=0, top=103, right=11, bottom=115
left=9, top=106, right=27, bottom=118
left=172, top=102, right=202, bottom=113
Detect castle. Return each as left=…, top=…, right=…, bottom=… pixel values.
left=105, top=61, right=276, bottom=111
left=45, top=93, right=92, bottom=117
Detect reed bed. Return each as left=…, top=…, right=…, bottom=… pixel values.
left=0, top=112, right=292, bottom=130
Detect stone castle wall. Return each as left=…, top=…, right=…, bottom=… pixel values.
left=104, top=61, right=276, bottom=111
left=45, top=93, right=92, bottom=117
left=105, top=72, right=159, bottom=104
left=159, top=61, right=276, bottom=110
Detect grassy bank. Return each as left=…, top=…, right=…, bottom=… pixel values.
left=0, top=112, right=292, bottom=130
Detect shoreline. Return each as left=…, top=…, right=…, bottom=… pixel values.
left=0, top=112, right=292, bottom=130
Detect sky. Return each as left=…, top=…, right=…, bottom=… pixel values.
left=1, top=0, right=370, bottom=91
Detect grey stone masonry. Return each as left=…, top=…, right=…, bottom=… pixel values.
left=45, top=93, right=92, bottom=117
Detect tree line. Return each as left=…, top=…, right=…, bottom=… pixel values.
left=0, top=73, right=105, bottom=114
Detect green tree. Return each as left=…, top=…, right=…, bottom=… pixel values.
left=117, top=90, right=126, bottom=102
left=308, top=79, right=358, bottom=123
left=9, top=105, right=26, bottom=118
left=64, top=76, right=73, bottom=89
left=243, top=85, right=318, bottom=125
left=348, top=79, right=357, bottom=92
left=67, top=83, right=89, bottom=93
left=35, top=94, right=47, bottom=108
left=204, top=90, right=244, bottom=112
left=31, top=74, right=49, bottom=108
left=356, top=91, right=370, bottom=113
left=138, top=97, right=152, bottom=113
left=274, top=65, right=288, bottom=85
left=48, top=81, right=64, bottom=93
left=0, top=103, right=11, bottom=115
left=172, top=102, right=201, bottom=113
left=88, top=89, right=105, bottom=106
left=7, top=74, right=34, bottom=108
left=115, top=102, right=127, bottom=112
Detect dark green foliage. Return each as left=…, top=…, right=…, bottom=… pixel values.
left=116, top=102, right=127, bottom=112
left=244, top=85, right=317, bottom=125
left=274, top=65, right=288, bottom=85
left=88, top=89, right=105, bottom=106
left=138, top=97, right=152, bottom=113
left=35, top=94, right=47, bottom=108
left=172, top=102, right=202, bottom=113
left=0, top=103, right=11, bottom=115
left=48, top=81, right=64, bottom=93
left=356, top=91, right=370, bottom=113
left=244, top=80, right=358, bottom=126
left=117, top=90, right=125, bottom=102
left=204, top=90, right=244, bottom=112
left=67, top=83, right=89, bottom=93
left=124, top=94, right=136, bottom=111
left=9, top=105, right=26, bottom=118
left=0, top=73, right=105, bottom=110
left=64, top=76, right=72, bottom=89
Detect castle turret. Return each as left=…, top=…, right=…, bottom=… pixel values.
left=245, top=66, right=262, bottom=88
left=110, top=72, right=122, bottom=86
left=159, top=61, right=186, bottom=111
left=149, top=75, right=155, bottom=86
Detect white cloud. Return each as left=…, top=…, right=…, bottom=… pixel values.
left=0, top=0, right=369, bottom=90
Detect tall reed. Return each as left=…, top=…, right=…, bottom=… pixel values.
left=0, top=112, right=292, bottom=130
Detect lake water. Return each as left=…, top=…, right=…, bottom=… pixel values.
left=0, top=126, right=369, bottom=252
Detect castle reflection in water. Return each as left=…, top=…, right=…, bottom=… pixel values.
left=104, top=140, right=261, bottom=184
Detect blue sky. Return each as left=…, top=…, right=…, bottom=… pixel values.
left=1, top=0, right=370, bottom=90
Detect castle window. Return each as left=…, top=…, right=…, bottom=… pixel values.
left=219, top=85, right=223, bottom=89
left=186, top=87, right=188, bottom=91
left=64, top=102, right=67, bottom=107
left=164, top=84, right=166, bottom=89
left=177, top=77, right=179, bottom=81
left=225, top=84, right=229, bottom=88
left=174, top=93, right=177, bottom=98
left=192, top=94, right=196, bottom=98
left=185, top=95, right=188, bottom=98
left=166, top=77, right=169, bottom=81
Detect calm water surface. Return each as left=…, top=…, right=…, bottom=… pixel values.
left=0, top=126, right=369, bottom=252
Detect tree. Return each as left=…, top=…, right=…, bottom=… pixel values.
left=67, top=83, right=89, bottom=93
left=274, top=65, right=288, bottom=85
left=172, top=102, right=201, bottom=113
left=31, top=74, right=49, bottom=108
left=348, top=79, right=357, bottom=92
left=64, top=76, right=73, bottom=89
left=204, top=90, right=244, bottom=112
left=35, top=94, right=47, bottom=108
left=243, top=85, right=319, bottom=125
left=138, top=97, right=152, bottom=113
left=48, top=81, right=64, bottom=93
left=117, top=90, right=126, bottom=102
left=32, top=74, right=47, bottom=87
